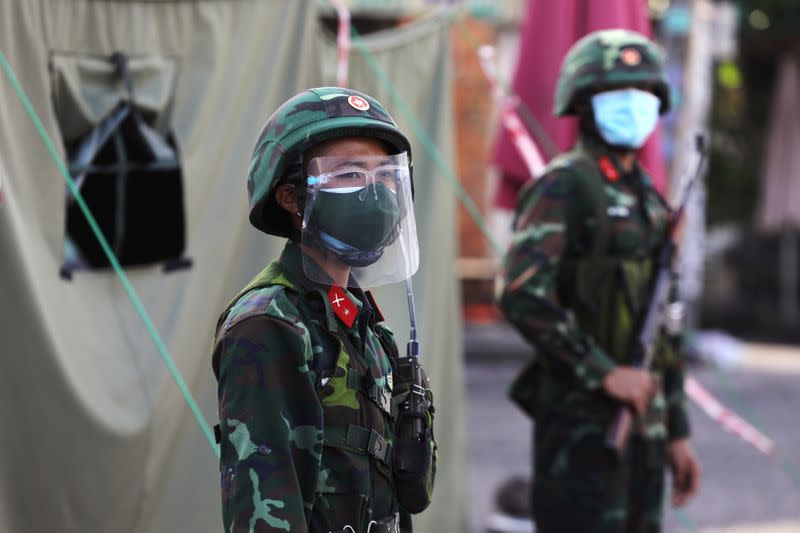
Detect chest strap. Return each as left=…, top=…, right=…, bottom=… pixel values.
left=346, top=371, right=395, bottom=417
left=577, top=154, right=611, bottom=258
left=324, top=424, right=392, bottom=467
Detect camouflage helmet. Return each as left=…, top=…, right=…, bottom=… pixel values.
left=554, top=29, right=671, bottom=117
left=247, top=87, right=413, bottom=237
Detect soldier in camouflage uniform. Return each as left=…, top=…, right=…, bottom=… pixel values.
left=212, top=88, right=436, bottom=533
left=497, top=30, right=700, bottom=533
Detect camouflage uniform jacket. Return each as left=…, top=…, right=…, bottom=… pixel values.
left=498, top=135, right=690, bottom=441
left=212, top=241, right=413, bottom=532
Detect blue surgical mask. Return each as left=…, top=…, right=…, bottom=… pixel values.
left=591, top=88, right=661, bottom=149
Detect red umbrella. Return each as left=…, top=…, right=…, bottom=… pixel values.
left=491, top=0, right=667, bottom=209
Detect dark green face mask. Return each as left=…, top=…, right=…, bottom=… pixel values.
left=311, top=183, right=402, bottom=252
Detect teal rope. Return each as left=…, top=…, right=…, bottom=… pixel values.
left=349, top=21, right=503, bottom=255
left=453, top=16, right=561, bottom=159
left=675, top=505, right=700, bottom=533
left=662, top=486, right=700, bottom=533
left=0, top=50, right=220, bottom=459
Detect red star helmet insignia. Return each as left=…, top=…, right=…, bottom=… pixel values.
left=347, top=95, right=370, bottom=111
left=620, top=47, right=642, bottom=67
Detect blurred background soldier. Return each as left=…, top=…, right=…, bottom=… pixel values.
left=497, top=30, right=701, bottom=533
left=212, top=88, right=436, bottom=533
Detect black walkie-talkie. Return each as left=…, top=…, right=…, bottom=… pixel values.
left=392, top=276, right=434, bottom=513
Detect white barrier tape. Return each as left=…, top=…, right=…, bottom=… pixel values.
left=685, top=376, right=776, bottom=455
left=501, top=102, right=546, bottom=179
left=477, top=44, right=504, bottom=100
left=477, top=45, right=545, bottom=179
left=332, top=0, right=351, bottom=87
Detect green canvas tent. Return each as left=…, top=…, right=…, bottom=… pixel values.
left=0, top=1, right=466, bottom=531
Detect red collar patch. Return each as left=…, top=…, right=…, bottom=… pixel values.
left=598, top=156, right=620, bottom=182
left=329, top=285, right=358, bottom=328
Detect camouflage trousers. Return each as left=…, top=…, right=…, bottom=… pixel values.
left=531, top=410, right=666, bottom=533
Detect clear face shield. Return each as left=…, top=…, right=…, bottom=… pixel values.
left=302, top=152, right=419, bottom=288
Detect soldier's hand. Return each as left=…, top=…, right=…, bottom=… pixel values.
left=668, top=439, right=701, bottom=507
left=601, top=367, right=656, bottom=416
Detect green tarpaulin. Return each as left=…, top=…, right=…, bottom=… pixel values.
left=0, top=1, right=466, bottom=531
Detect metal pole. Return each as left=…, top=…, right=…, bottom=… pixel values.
left=672, top=0, right=715, bottom=328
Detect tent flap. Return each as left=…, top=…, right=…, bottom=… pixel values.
left=51, top=52, right=178, bottom=142
left=0, top=1, right=465, bottom=532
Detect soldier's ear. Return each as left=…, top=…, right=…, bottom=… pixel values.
left=274, top=184, right=301, bottom=216
left=574, top=92, right=594, bottom=116
left=574, top=94, right=599, bottom=132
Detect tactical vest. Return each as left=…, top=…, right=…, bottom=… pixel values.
left=552, top=151, right=675, bottom=369
left=510, top=151, right=677, bottom=431
left=216, top=261, right=405, bottom=532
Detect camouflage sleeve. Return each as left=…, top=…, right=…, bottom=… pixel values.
left=498, top=169, right=616, bottom=391
left=215, top=316, right=323, bottom=532
left=663, top=365, right=690, bottom=440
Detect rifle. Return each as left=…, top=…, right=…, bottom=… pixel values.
left=605, top=134, right=707, bottom=455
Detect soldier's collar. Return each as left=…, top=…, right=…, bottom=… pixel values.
left=277, top=240, right=313, bottom=289
left=576, top=134, right=651, bottom=186
left=280, top=241, right=377, bottom=330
